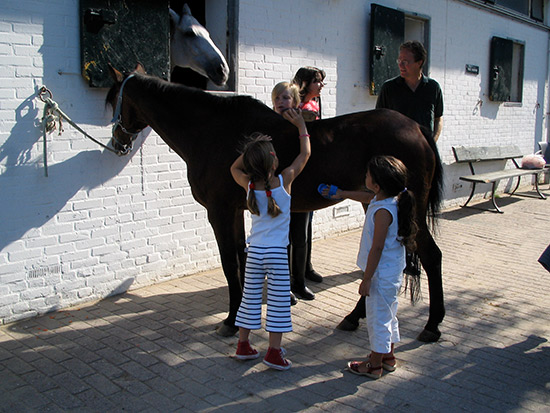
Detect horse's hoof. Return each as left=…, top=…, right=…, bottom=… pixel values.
left=336, top=318, right=359, bottom=331
left=216, top=323, right=238, bottom=337
left=417, top=328, right=441, bottom=343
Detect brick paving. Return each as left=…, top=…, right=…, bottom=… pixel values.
left=1, top=188, right=550, bottom=412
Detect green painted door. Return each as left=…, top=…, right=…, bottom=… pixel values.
left=369, top=3, right=404, bottom=96
left=80, top=0, right=170, bottom=88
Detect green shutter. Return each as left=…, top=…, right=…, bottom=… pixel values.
left=369, top=4, right=404, bottom=96
left=80, top=0, right=170, bottom=88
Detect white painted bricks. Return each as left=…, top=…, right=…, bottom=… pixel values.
left=1, top=0, right=548, bottom=323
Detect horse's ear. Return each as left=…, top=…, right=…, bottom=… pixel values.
left=134, top=62, right=146, bottom=74
left=182, top=3, right=192, bottom=15
left=107, top=63, right=123, bottom=83
left=169, top=8, right=180, bottom=24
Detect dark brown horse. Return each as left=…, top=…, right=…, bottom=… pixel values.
left=106, top=65, right=444, bottom=342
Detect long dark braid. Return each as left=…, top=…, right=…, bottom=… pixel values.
left=242, top=133, right=282, bottom=218
left=368, top=156, right=420, bottom=302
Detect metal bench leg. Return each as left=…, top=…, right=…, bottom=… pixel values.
left=508, top=175, right=521, bottom=196
left=534, top=173, right=547, bottom=200
left=462, top=182, right=476, bottom=208
left=490, top=181, right=503, bottom=213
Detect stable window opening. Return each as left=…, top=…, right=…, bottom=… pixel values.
left=489, top=36, right=525, bottom=103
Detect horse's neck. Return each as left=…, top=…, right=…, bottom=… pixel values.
left=125, top=76, right=238, bottom=161
left=124, top=78, right=189, bottom=154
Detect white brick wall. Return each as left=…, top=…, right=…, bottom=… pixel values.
left=1, top=0, right=548, bottom=323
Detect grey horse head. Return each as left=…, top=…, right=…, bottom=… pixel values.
left=170, top=4, right=229, bottom=86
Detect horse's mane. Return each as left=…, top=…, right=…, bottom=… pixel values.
left=106, top=72, right=277, bottom=122
left=140, top=74, right=275, bottom=116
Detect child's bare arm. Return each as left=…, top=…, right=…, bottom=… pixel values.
left=230, top=154, right=250, bottom=192
left=322, top=187, right=374, bottom=204
left=337, top=189, right=374, bottom=204
left=281, top=110, right=311, bottom=190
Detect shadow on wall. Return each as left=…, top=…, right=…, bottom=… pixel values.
left=0, top=89, right=141, bottom=253
left=0, top=3, right=145, bottom=254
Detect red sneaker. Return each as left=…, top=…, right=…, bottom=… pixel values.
left=235, top=341, right=260, bottom=360
left=263, top=347, right=292, bottom=370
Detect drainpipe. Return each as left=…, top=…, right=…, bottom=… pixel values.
left=546, top=31, right=550, bottom=146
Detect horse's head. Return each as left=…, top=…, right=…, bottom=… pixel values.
left=169, top=4, right=229, bottom=86
left=106, top=64, right=148, bottom=155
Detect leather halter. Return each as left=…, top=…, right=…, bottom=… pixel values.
left=111, top=74, right=144, bottom=155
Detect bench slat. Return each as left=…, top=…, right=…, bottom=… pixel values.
left=453, top=145, right=523, bottom=162
left=459, top=168, right=543, bottom=183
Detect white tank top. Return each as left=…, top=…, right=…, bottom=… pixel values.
left=356, top=196, right=406, bottom=274
left=247, top=175, right=291, bottom=247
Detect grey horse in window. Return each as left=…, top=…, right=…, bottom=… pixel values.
left=170, top=3, right=229, bottom=86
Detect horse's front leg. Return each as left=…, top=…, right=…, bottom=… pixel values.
left=416, top=228, right=444, bottom=342
left=207, top=207, right=246, bottom=337
left=336, top=201, right=369, bottom=331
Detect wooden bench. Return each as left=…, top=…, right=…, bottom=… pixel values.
left=452, top=145, right=546, bottom=213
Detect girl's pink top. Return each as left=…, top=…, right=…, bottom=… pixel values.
left=299, top=100, right=320, bottom=119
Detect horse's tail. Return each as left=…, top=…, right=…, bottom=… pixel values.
left=420, top=125, right=443, bottom=228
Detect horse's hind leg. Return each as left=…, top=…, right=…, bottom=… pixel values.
left=208, top=207, right=246, bottom=337
left=416, top=228, right=444, bottom=342
left=336, top=296, right=366, bottom=331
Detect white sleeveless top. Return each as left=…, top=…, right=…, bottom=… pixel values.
left=247, top=175, right=291, bottom=247
left=356, top=196, right=406, bottom=274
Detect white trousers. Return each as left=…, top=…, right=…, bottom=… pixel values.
left=365, top=269, right=403, bottom=353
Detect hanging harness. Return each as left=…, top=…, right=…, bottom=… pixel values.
left=37, top=74, right=141, bottom=176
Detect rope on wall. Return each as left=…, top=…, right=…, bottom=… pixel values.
left=37, top=86, right=127, bottom=177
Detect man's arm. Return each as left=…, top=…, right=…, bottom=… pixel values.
left=433, top=116, right=443, bottom=142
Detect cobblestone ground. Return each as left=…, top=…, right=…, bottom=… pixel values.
left=1, top=188, right=549, bottom=412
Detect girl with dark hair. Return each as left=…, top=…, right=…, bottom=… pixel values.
left=286, top=67, right=326, bottom=303
left=230, top=109, right=311, bottom=371
left=291, top=66, right=326, bottom=121
left=321, top=156, right=418, bottom=379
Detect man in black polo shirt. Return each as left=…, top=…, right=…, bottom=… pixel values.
left=337, top=41, right=443, bottom=334
left=376, top=40, right=443, bottom=141
left=378, top=40, right=443, bottom=275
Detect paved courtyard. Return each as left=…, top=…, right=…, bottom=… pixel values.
left=1, top=187, right=549, bottom=412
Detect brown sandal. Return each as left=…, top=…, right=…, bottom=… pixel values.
left=382, top=355, right=397, bottom=372
left=365, top=354, right=397, bottom=372
left=347, top=361, right=383, bottom=379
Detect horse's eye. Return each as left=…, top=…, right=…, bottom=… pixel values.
left=183, top=30, right=196, bottom=38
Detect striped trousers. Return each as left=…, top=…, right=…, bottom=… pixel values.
left=235, top=245, right=292, bottom=333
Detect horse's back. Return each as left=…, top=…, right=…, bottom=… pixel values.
left=291, top=108, right=437, bottom=211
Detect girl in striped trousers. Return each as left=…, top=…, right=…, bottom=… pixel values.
left=230, top=108, right=310, bottom=370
